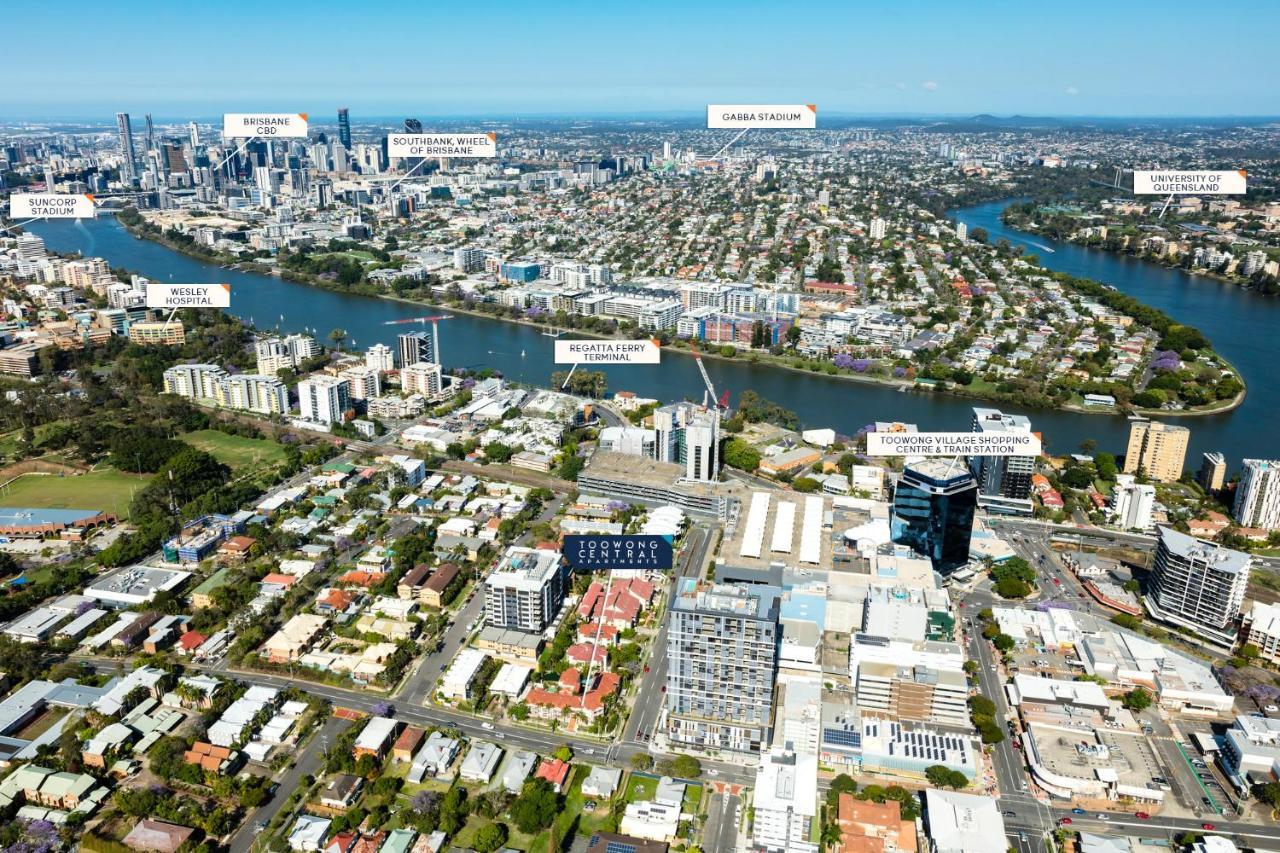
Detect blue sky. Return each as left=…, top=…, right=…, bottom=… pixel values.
left=4, top=0, right=1277, bottom=118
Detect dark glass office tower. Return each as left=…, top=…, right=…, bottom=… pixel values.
left=337, top=108, right=351, bottom=148
left=891, top=457, right=977, bottom=574
left=115, top=112, right=138, bottom=181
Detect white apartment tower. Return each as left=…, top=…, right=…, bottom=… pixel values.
left=653, top=402, right=719, bottom=482
left=1234, top=459, right=1280, bottom=530
left=1148, top=527, right=1250, bottom=647
left=1111, top=474, right=1156, bottom=530
left=365, top=343, right=396, bottom=372
left=162, top=364, right=227, bottom=400
left=298, top=376, right=350, bottom=426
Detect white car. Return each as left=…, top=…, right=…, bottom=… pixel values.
left=481, top=722, right=495, bottom=730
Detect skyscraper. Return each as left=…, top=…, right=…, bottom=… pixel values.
left=891, top=457, right=977, bottom=574
left=402, top=118, right=424, bottom=174
left=397, top=330, right=435, bottom=368
left=1123, top=417, right=1189, bottom=482
left=1148, top=527, right=1250, bottom=646
left=969, top=407, right=1035, bottom=515
left=144, top=113, right=154, bottom=152
left=1234, top=459, right=1280, bottom=530
left=116, top=112, right=138, bottom=182
left=337, top=108, right=352, bottom=149
left=652, top=402, right=719, bottom=482
left=665, top=579, right=780, bottom=753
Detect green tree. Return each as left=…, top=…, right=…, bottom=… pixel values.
left=1121, top=687, right=1153, bottom=712
left=671, top=754, right=702, bottom=779
left=630, top=753, right=653, bottom=771
left=511, top=779, right=558, bottom=834
left=484, top=442, right=514, bottom=464
left=473, top=822, right=508, bottom=853
left=925, top=765, right=968, bottom=790
left=723, top=438, right=761, bottom=471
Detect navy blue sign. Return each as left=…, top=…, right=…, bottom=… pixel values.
left=563, top=535, right=674, bottom=571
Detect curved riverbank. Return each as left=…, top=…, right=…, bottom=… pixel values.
left=1001, top=205, right=1277, bottom=297
left=28, top=212, right=1276, bottom=465
left=112, top=213, right=1234, bottom=417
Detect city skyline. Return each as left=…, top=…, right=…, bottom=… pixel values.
left=4, top=0, right=1278, bottom=117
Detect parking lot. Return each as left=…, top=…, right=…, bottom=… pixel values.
left=1180, top=739, right=1235, bottom=816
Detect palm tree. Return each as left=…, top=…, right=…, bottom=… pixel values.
left=328, top=328, right=347, bottom=351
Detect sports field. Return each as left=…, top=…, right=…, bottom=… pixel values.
left=181, top=430, right=287, bottom=470
left=0, top=469, right=148, bottom=519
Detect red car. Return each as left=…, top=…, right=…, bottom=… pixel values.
left=1052, top=578, right=1061, bottom=585
left=1202, top=823, right=1216, bottom=831
left=1135, top=812, right=1149, bottom=820
left=1059, top=817, right=1072, bottom=825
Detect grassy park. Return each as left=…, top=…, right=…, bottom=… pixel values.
left=0, top=468, right=147, bottom=518
left=181, top=429, right=287, bottom=471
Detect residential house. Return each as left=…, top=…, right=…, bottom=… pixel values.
left=320, top=774, right=364, bottom=810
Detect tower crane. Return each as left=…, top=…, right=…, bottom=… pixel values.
left=689, top=342, right=729, bottom=417
left=383, top=315, right=452, bottom=365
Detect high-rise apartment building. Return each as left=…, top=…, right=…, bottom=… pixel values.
left=116, top=112, right=138, bottom=182
left=869, top=217, right=887, bottom=240
left=1148, top=527, right=1250, bottom=646
left=339, top=366, right=382, bottom=401
left=453, top=247, right=485, bottom=273
left=752, top=748, right=818, bottom=853
left=365, top=343, right=395, bottom=372
left=400, top=361, right=446, bottom=400
left=1234, top=459, right=1280, bottom=530
left=255, top=334, right=318, bottom=374
left=218, top=374, right=289, bottom=415
left=398, top=330, right=435, bottom=368
left=1123, top=417, right=1189, bottom=482
left=969, top=407, right=1035, bottom=515
left=336, top=108, right=351, bottom=149
left=298, top=376, right=350, bottom=426
left=891, top=457, right=977, bottom=574
left=162, top=364, right=227, bottom=400
left=652, top=402, right=719, bottom=482
left=665, top=579, right=780, bottom=753
left=1198, top=452, right=1227, bottom=493
left=1110, top=474, right=1155, bottom=530
left=484, top=546, right=567, bottom=633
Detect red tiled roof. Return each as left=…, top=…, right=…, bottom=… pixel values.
left=337, top=571, right=385, bottom=587
left=535, top=758, right=570, bottom=787
left=177, top=630, right=207, bottom=651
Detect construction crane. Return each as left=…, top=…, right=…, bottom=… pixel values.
left=689, top=342, right=729, bottom=417
left=382, top=315, right=452, bottom=365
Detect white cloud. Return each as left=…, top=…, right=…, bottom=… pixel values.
left=921, top=81, right=939, bottom=91
left=1065, top=85, right=1080, bottom=96
left=895, top=82, right=907, bottom=91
